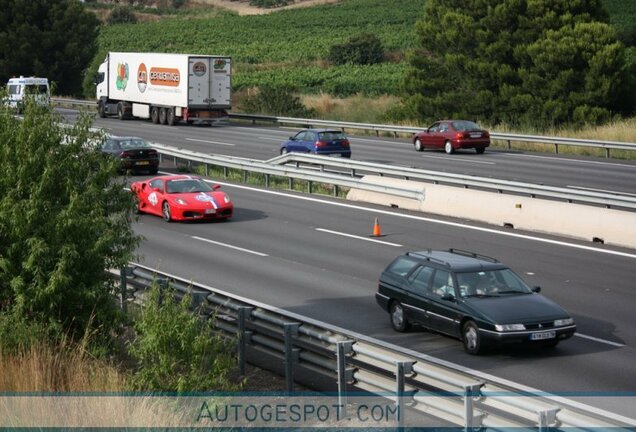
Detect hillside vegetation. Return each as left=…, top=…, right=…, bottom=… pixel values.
left=85, top=0, right=635, bottom=133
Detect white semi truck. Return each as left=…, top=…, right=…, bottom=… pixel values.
left=95, top=52, right=231, bottom=125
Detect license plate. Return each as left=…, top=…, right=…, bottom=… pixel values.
left=470, top=133, right=482, bottom=138
left=205, top=209, right=216, bottom=214
left=135, top=161, right=150, bottom=165
left=530, top=331, right=555, bottom=341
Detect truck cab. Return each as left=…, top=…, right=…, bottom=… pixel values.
left=6, top=76, right=50, bottom=112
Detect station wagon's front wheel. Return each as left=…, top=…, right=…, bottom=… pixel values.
left=390, top=302, right=410, bottom=332
left=462, top=321, right=482, bottom=355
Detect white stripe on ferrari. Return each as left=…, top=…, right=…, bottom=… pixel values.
left=186, top=138, right=235, bottom=146
left=191, top=236, right=268, bottom=257
left=316, top=228, right=402, bottom=247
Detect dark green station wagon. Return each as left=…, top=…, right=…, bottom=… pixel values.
left=375, top=249, right=576, bottom=354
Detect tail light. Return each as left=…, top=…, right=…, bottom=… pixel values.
left=315, top=140, right=327, bottom=148
left=148, top=150, right=158, bottom=156
left=342, top=140, right=350, bottom=148
left=456, top=132, right=469, bottom=140
left=119, top=151, right=133, bottom=157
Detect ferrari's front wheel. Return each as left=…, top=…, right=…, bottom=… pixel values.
left=162, top=201, right=172, bottom=222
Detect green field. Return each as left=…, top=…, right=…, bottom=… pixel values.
left=95, top=0, right=426, bottom=96
left=93, top=0, right=634, bottom=98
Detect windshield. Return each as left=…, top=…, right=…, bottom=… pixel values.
left=118, top=139, right=151, bottom=149
left=457, top=269, right=532, bottom=297
left=166, top=179, right=212, bottom=194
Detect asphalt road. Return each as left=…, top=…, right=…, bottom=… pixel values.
left=57, top=110, right=636, bottom=414
left=131, top=175, right=636, bottom=402
left=86, top=114, right=636, bottom=196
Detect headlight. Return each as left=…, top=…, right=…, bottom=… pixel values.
left=223, top=194, right=231, bottom=204
left=174, top=198, right=188, bottom=205
left=554, top=318, right=574, bottom=327
left=495, top=324, right=526, bottom=332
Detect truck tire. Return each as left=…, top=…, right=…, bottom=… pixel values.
left=150, top=107, right=159, bottom=124
left=117, top=102, right=125, bottom=120
left=98, top=101, right=106, bottom=118
left=166, top=108, right=176, bottom=126
left=159, top=108, right=167, bottom=125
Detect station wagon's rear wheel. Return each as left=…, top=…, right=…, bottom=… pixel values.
left=414, top=138, right=424, bottom=152
left=462, top=321, right=482, bottom=355
left=162, top=201, right=172, bottom=222
left=390, top=302, right=410, bottom=332
left=444, top=140, right=454, bottom=154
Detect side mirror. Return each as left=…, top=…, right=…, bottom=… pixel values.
left=212, top=184, right=221, bottom=191
left=441, top=293, right=456, bottom=302
left=289, top=136, right=295, bottom=140
left=532, top=286, right=541, bottom=293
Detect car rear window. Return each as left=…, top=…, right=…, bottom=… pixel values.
left=119, top=139, right=151, bottom=149
left=318, top=131, right=347, bottom=141
left=452, top=121, right=480, bottom=131
left=384, top=257, right=418, bottom=277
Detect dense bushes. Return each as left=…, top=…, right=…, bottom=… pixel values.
left=240, top=86, right=316, bottom=117
left=107, top=6, right=137, bottom=24
left=128, top=284, right=240, bottom=392
left=328, top=33, right=384, bottom=65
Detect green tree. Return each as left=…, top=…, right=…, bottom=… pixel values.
left=0, top=101, right=139, bottom=339
left=0, top=0, right=99, bottom=96
left=400, top=0, right=632, bottom=128
left=128, top=283, right=240, bottom=392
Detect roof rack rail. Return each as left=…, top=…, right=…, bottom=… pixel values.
left=448, top=248, right=499, bottom=263
left=406, top=250, right=451, bottom=268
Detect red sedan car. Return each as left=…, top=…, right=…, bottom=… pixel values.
left=412, top=120, right=490, bottom=154
left=131, top=175, right=233, bottom=222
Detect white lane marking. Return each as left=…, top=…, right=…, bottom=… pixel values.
left=419, top=154, right=495, bottom=165
left=316, top=228, right=402, bottom=247
left=574, top=333, right=625, bottom=347
left=191, top=236, right=268, bottom=257
left=567, top=185, right=636, bottom=197
left=186, top=138, right=235, bottom=146
left=181, top=175, right=636, bottom=260
left=500, top=152, right=636, bottom=168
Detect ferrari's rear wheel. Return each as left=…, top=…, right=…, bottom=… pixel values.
left=162, top=201, right=172, bottom=222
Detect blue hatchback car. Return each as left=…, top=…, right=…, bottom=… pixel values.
left=280, top=129, right=352, bottom=158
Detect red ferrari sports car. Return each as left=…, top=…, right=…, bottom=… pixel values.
left=131, top=175, right=233, bottom=222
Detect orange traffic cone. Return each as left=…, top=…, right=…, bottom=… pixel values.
left=372, top=217, right=382, bottom=237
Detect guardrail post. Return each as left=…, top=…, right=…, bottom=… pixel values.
left=333, top=185, right=338, bottom=197
left=223, top=166, right=228, bottom=178
left=284, top=323, right=300, bottom=394
left=538, top=407, right=559, bottom=431
left=336, top=341, right=355, bottom=419
left=119, top=266, right=133, bottom=312
left=507, top=140, right=511, bottom=150
left=605, top=148, right=610, bottom=158
left=237, top=307, right=254, bottom=377
left=555, top=143, right=559, bottom=154
left=265, top=174, right=270, bottom=188
left=243, top=170, right=248, bottom=183
left=463, top=382, right=484, bottom=431
left=395, top=361, right=414, bottom=428
left=205, top=163, right=209, bottom=177
left=288, top=177, right=294, bottom=190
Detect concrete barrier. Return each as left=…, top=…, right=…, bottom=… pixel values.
left=347, top=176, right=636, bottom=249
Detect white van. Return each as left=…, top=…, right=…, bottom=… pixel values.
left=6, top=76, right=50, bottom=111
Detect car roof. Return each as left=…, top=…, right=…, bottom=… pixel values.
left=108, top=136, right=145, bottom=141
left=153, top=175, right=201, bottom=181
left=302, top=129, right=345, bottom=133
left=405, top=249, right=507, bottom=272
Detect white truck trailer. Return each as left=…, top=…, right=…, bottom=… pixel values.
left=95, top=52, right=231, bottom=125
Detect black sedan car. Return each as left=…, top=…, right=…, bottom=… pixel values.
left=375, top=249, right=576, bottom=354
left=100, top=136, right=159, bottom=174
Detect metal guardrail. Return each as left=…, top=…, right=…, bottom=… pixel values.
left=152, top=142, right=636, bottom=210
left=113, top=263, right=636, bottom=430
left=52, top=98, right=636, bottom=157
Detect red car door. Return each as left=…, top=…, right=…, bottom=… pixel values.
left=142, top=178, right=166, bottom=216
left=419, top=122, right=443, bottom=148
left=429, top=122, right=447, bottom=149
